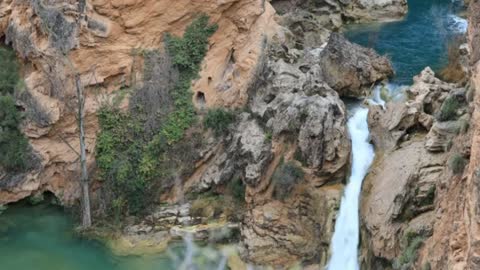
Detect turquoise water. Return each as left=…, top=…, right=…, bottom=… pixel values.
left=344, top=0, right=467, bottom=85
left=0, top=204, right=225, bottom=270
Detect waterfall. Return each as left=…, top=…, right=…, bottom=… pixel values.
left=447, top=14, right=468, bottom=33
left=327, top=107, right=375, bottom=270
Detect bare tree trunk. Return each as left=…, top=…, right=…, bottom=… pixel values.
left=75, top=73, right=92, bottom=228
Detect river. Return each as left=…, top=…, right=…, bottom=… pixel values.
left=0, top=203, right=229, bottom=269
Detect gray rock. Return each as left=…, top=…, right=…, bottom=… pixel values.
left=319, top=33, right=394, bottom=97
left=425, top=121, right=461, bottom=152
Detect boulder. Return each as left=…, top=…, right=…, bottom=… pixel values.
left=319, top=33, right=394, bottom=97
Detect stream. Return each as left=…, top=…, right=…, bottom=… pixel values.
left=328, top=0, right=467, bottom=270
left=0, top=1, right=468, bottom=270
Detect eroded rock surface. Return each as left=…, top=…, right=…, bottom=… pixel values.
left=0, top=0, right=410, bottom=267
left=0, top=0, right=278, bottom=205
left=361, top=67, right=471, bottom=269
left=272, top=0, right=407, bottom=24
left=319, top=33, right=394, bottom=97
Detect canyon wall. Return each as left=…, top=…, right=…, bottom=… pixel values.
left=0, top=0, right=406, bottom=267
left=360, top=1, right=480, bottom=269
left=0, top=0, right=278, bottom=204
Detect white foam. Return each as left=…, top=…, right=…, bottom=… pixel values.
left=447, top=14, right=468, bottom=33
left=327, top=107, right=375, bottom=270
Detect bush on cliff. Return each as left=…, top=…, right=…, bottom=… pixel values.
left=96, top=15, right=217, bottom=217
left=0, top=48, right=29, bottom=172
left=204, top=108, right=235, bottom=137
left=272, top=160, right=304, bottom=201
left=0, top=47, right=19, bottom=95
left=448, top=154, right=466, bottom=175
left=0, top=95, right=29, bottom=171
left=393, top=231, right=424, bottom=269
left=437, top=97, right=461, bottom=121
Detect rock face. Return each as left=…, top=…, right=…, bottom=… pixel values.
left=0, top=0, right=278, bottom=205
left=0, top=0, right=409, bottom=267
left=237, top=41, right=350, bottom=266
left=361, top=67, right=470, bottom=269
left=415, top=2, right=480, bottom=269
left=271, top=0, right=407, bottom=52
left=271, top=0, right=407, bottom=24
left=319, top=33, right=394, bottom=97
left=368, top=67, right=463, bottom=151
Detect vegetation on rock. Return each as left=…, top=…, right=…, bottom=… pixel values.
left=0, top=47, right=29, bottom=172
left=272, top=160, right=304, bottom=201
left=437, top=97, right=461, bottom=122
left=0, top=48, right=20, bottom=95
left=448, top=154, right=466, bottom=175
left=96, top=15, right=217, bottom=217
left=393, top=231, right=424, bottom=269
left=204, top=108, right=235, bottom=136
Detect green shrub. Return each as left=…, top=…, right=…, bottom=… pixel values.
left=422, top=262, right=432, bottom=270
left=0, top=48, right=29, bottom=172
left=226, top=177, right=245, bottom=202
left=160, top=14, right=218, bottom=144
left=204, top=108, right=235, bottom=136
left=458, top=118, right=470, bottom=134
left=0, top=47, right=19, bottom=95
left=422, top=185, right=436, bottom=206
left=95, top=16, right=217, bottom=217
left=272, top=160, right=304, bottom=200
left=394, top=231, right=424, bottom=269
left=0, top=94, right=29, bottom=171
left=165, top=15, right=218, bottom=73
left=265, top=131, right=272, bottom=142
left=448, top=154, right=466, bottom=175
left=437, top=97, right=461, bottom=121
left=96, top=108, right=148, bottom=214
left=190, top=195, right=224, bottom=220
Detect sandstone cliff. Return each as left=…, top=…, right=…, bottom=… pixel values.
left=0, top=0, right=278, bottom=204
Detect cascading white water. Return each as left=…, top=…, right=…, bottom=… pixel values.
left=447, top=14, right=468, bottom=33
left=327, top=107, right=375, bottom=270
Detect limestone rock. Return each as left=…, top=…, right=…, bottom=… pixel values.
left=272, top=0, right=407, bottom=24
left=0, top=0, right=279, bottom=205
left=425, top=121, right=461, bottom=152
left=237, top=42, right=350, bottom=266
left=361, top=138, right=445, bottom=261
left=367, top=67, right=464, bottom=152
left=343, top=0, right=408, bottom=22
left=319, top=33, right=394, bottom=97
left=240, top=186, right=341, bottom=266
left=361, top=68, right=468, bottom=268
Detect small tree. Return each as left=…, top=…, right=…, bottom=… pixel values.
left=75, top=73, right=91, bottom=227
left=50, top=58, right=92, bottom=228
